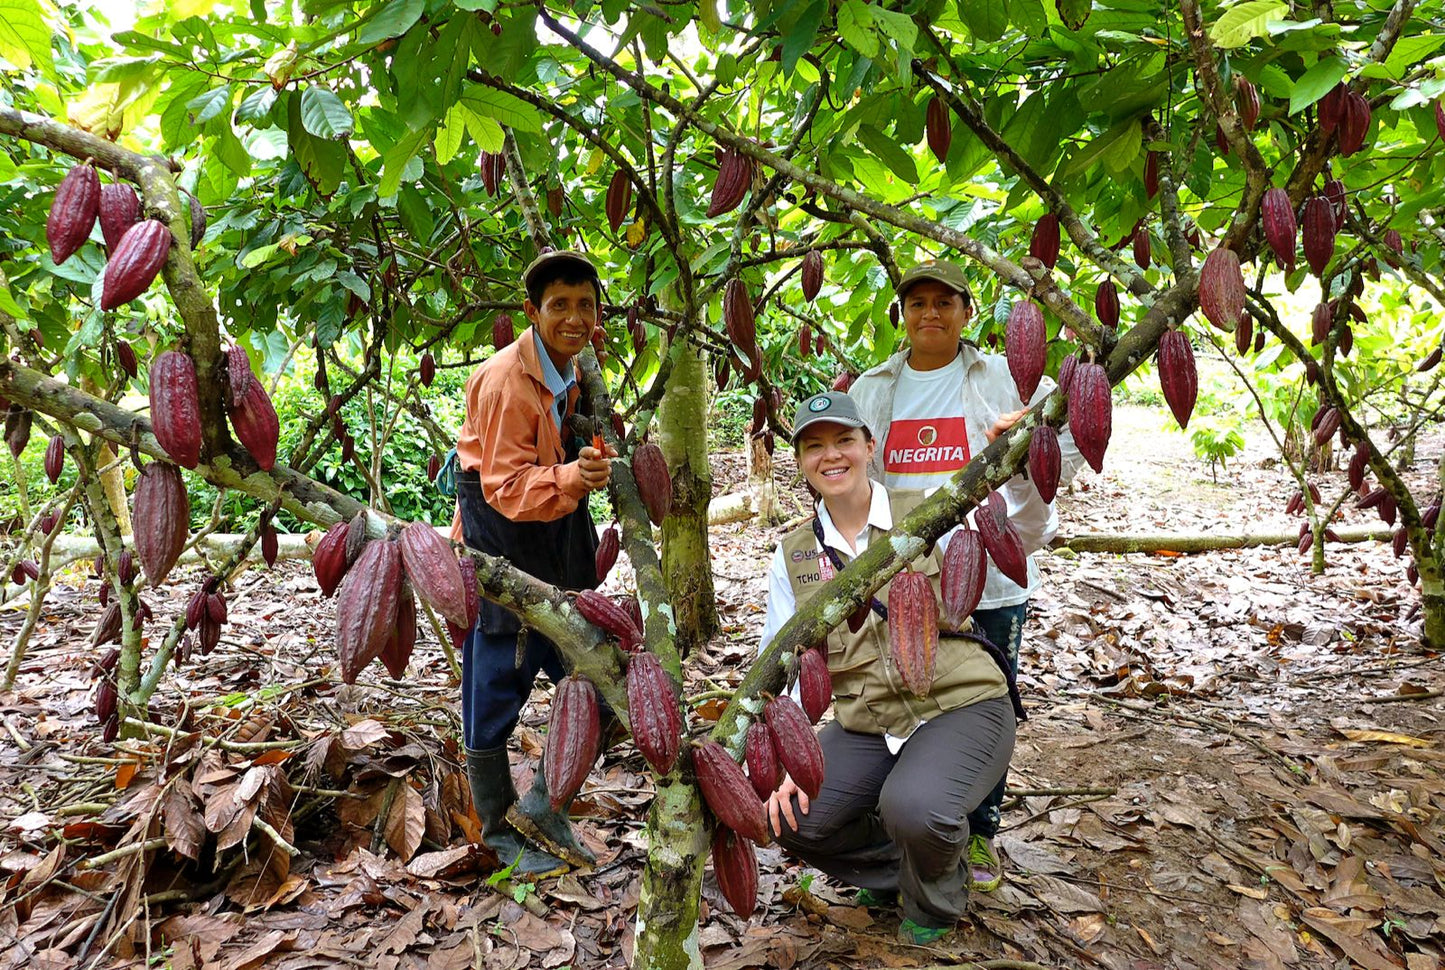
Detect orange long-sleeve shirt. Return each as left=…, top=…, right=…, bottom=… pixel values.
left=449, top=328, right=587, bottom=541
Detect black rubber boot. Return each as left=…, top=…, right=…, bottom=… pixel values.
left=465, top=747, right=569, bottom=877
left=506, top=763, right=597, bottom=869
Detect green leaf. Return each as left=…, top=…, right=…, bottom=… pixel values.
left=379, top=127, right=429, bottom=198
left=357, top=0, right=424, bottom=45
left=1288, top=58, right=1347, bottom=115
left=780, top=0, right=826, bottom=77
left=336, top=271, right=371, bottom=302
left=235, top=87, right=278, bottom=125
left=1383, top=34, right=1445, bottom=81
left=1056, top=0, right=1090, bottom=30
left=186, top=85, right=232, bottom=126
left=434, top=105, right=466, bottom=163
left=0, top=286, right=24, bottom=320
left=1209, top=0, right=1287, bottom=49
left=240, top=242, right=282, bottom=269
left=0, top=0, right=52, bottom=75
left=857, top=123, right=919, bottom=184
left=1061, top=121, right=1140, bottom=179
left=872, top=7, right=918, bottom=55
left=459, top=88, right=543, bottom=135
left=837, top=0, right=879, bottom=60
left=299, top=85, right=353, bottom=139
left=91, top=56, right=162, bottom=84
left=960, top=0, right=1008, bottom=42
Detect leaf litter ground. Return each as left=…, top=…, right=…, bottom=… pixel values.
left=0, top=404, right=1441, bottom=969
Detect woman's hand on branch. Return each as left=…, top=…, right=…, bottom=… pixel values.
left=766, top=774, right=809, bottom=838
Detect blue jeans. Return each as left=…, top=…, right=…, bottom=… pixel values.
left=462, top=624, right=572, bottom=752
left=966, top=603, right=1026, bottom=840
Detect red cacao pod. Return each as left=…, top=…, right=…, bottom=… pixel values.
left=1143, top=151, right=1158, bottom=199
left=745, top=722, right=782, bottom=799
left=693, top=741, right=770, bottom=845
left=4, top=407, right=31, bottom=458
left=1132, top=225, right=1151, bottom=270
left=1234, top=311, right=1253, bottom=356
left=1235, top=76, right=1260, bottom=131
left=941, top=527, right=986, bottom=631
left=1057, top=354, right=1078, bottom=396
left=831, top=371, right=854, bottom=392
left=925, top=94, right=951, bottom=164
left=765, top=694, right=825, bottom=800
left=723, top=278, right=760, bottom=374
left=632, top=442, right=673, bottom=526
left=1337, top=92, right=1370, bottom=156
left=797, top=647, right=832, bottom=725
left=1198, top=247, right=1245, bottom=331
left=47, top=163, right=100, bottom=265
left=96, top=678, right=118, bottom=726
left=1348, top=442, right=1368, bottom=491
left=707, top=148, right=753, bottom=218
left=595, top=524, right=620, bottom=582
left=799, top=323, right=813, bottom=359
left=117, top=550, right=136, bottom=587
left=132, top=462, right=190, bottom=586
left=1437, top=98, right=1445, bottom=142
left=229, top=375, right=279, bottom=471
left=313, top=520, right=351, bottom=598
left=1005, top=301, right=1046, bottom=403
left=1417, top=346, right=1440, bottom=373
left=116, top=341, right=138, bottom=380
left=545, top=675, right=601, bottom=810
left=92, top=602, right=122, bottom=647
left=575, top=589, right=643, bottom=647
left=1029, top=214, right=1060, bottom=270
left=711, top=827, right=759, bottom=918
left=887, top=569, right=938, bottom=698
left=492, top=313, right=514, bottom=350
left=800, top=250, right=823, bottom=302
left=1323, top=178, right=1347, bottom=225
left=148, top=351, right=202, bottom=469
left=1028, top=425, right=1061, bottom=504
left=1069, top=362, right=1112, bottom=473
left=225, top=344, right=252, bottom=409
left=1313, top=407, right=1341, bottom=447
left=1157, top=330, right=1197, bottom=430
left=1311, top=302, right=1332, bottom=346
left=976, top=492, right=1029, bottom=589
left=427, top=453, right=440, bottom=482
left=419, top=352, right=435, bottom=388
left=335, top=538, right=402, bottom=684
left=379, top=584, right=416, bottom=680
left=1392, top=527, right=1409, bottom=559
left=261, top=524, right=278, bottom=568
left=398, top=521, right=470, bottom=629
left=101, top=220, right=171, bottom=310
left=627, top=651, right=681, bottom=774
left=1094, top=280, right=1119, bottom=332
left=605, top=169, right=632, bottom=233
left=1261, top=187, right=1296, bottom=270
left=98, top=182, right=140, bottom=252
left=1320, top=84, right=1348, bottom=133
left=478, top=151, right=504, bottom=197
left=1301, top=197, right=1336, bottom=277
left=44, top=434, right=64, bottom=484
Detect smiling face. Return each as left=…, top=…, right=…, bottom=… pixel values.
left=796, top=421, right=875, bottom=502
left=901, top=279, right=973, bottom=370
left=525, top=279, right=599, bottom=371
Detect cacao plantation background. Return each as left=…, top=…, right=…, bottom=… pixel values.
left=2, top=0, right=1445, bottom=967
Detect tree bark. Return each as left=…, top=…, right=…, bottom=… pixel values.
left=631, top=777, right=708, bottom=970
left=1051, top=526, right=1393, bottom=554
left=747, top=436, right=779, bottom=526
left=658, top=338, right=717, bottom=654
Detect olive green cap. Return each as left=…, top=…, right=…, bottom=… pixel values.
left=895, top=258, right=973, bottom=302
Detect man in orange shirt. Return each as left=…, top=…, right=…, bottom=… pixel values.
left=455, top=250, right=615, bottom=875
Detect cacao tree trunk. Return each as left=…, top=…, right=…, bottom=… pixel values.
left=747, top=435, right=779, bottom=526
left=1421, top=558, right=1444, bottom=649
left=658, top=337, right=717, bottom=654
left=630, top=777, right=709, bottom=970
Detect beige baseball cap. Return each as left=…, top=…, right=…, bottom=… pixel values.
left=895, top=258, right=973, bottom=303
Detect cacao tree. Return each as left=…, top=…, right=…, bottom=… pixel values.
left=3, top=1, right=1445, bottom=967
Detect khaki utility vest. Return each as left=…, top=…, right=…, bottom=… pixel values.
left=779, top=489, right=1008, bottom=738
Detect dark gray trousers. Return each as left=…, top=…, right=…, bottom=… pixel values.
left=774, top=696, right=1016, bottom=928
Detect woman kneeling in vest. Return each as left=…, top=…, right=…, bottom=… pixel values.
left=757, top=390, right=1022, bottom=946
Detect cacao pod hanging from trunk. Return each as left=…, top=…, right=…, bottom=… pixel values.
left=976, top=492, right=1029, bottom=588
left=313, top=520, right=351, bottom=597
left=1005, top=301, right=1046, bottom=402
left=1028, top=425, right=1062, bottom=503
left=1261, top=187, right=1296, bottom=271
left=335, top=537, right=403, bottom=684
left=605, top=169, right=632, bottom=233
left=1198, top=247, right=1245, bottom=331
left=1157, top=330, right=1197, bottom=430
left=627, top=651, right=681, bottom=774
left=1311, top=302, right=1332, bottom=346
left=925, top=95, right=951, bottom=164
left=745, top=722, right=782, bottom=798
left=378, top=584, right=417, bottom=679
left=228, top=375, right=280, bottom=471
left=797, top=647, right=832, bottom=724
left=711, top=827, right=759, bottom=918
left=132, top=462, right=190, bottom=586
left=1094, top=280, right=1119, bottom=331
left=1320, top=84, right=1348, bottom=133
left=478, top=151, right=505, bottom=197
left=765, top=695, right=825, bottom=799
left=887, top=569, right=938, bottom=698
left=1143, top=151, right=1159, bottom=198
left=707, top=148, right=753, bottom=218
left=261, top=523, right=278, bottom=567
left=1234, top=75, right=1260, bottom=131
left=1132, top=224, right=1151, bottom=269
left=1029, top=214, right=1060, bottom=270
left=632, top=442, right=673, bottom=526
left=44, top=434, right=65, bottom=484
left=398, top=521, right=471, bottom=629
left=1069, top=362, right=1112, bottom=473
left=492, top=313, right=515, bottom=350
left=595, top=524, right=620, bottom=582
left=723, top=278, right=761, bottom=376
left=692, top=741, right=770, bottom=845
left=419, top=353, right=435, bottom=388
left=940, top=527, right=986, bottom=631
left=47, top=162, right=100, bottom=265
left=98, top=182, right=140, bottom=252
left=1337, top=92, right=1371, bottom=156
left=101, top=220, right=172, bottom=310
left=574, top=589, right=643, bottom=648
left=1323, top=179, right=1347, bottom=225
left=545, top=675, right=601, bottom=810
left=1301, top=197, right=1336, bottom=278
left=800, top=250, right=823, bottom=302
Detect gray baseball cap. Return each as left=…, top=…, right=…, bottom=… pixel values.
left=791, top=391, right=871, bottom=443
left=896, top=258, right=973, bottom=303
left=522, top=249, right=605, bottom=302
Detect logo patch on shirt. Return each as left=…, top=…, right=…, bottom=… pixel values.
left=884, top=417, right=970, bottom=474
left=790, top=549, right=819, bottom=563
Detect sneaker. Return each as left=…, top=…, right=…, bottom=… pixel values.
left=854, top=887, right=897, bottom=908
left=967, top=834, right=1002, bottom=893
left=898, top=917, right=952, bottom=945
